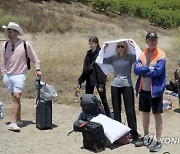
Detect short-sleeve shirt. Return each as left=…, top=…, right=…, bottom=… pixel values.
left=103, top=54, right=136, bottom=87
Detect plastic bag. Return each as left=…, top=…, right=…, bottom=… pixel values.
left=40, top=81, right=58, bottom=101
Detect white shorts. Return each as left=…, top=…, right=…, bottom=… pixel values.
left=3, top=73, right=27, bottom=93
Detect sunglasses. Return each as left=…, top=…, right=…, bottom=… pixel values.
left=12, top=43, right=14, bottom=52
left=117, top=45, right=125, bottom=49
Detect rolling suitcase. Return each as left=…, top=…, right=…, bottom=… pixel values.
left=36, top=76, right=52, bottom=130
left=36, top=99, right=52, bottom=129
left=82, top=122, right=106, bottom=153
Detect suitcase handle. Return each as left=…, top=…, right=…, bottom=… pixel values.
left=36, top=76, right=42, bottom=104
left=36, top=76, right=41, bottom=90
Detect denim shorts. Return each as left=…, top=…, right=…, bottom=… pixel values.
left=3, top=73, right=27, bottom=93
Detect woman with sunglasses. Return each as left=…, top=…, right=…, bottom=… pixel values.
left=78, top=36, right=111, bottom=117
left=103, top=41, right=139, bottom=141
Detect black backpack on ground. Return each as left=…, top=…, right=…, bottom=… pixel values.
left=5, top=40, right=31, bottom=70
left=80, top=94, right=103, bottom=115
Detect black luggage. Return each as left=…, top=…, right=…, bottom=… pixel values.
left=36, top=99, right=52, bottom=129
left=82, top=122, right=106, bottom=153
left=36, top=76, right=52, bottom=130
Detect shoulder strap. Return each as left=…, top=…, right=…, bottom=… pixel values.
left=23, top=40, right=28, bottom=58
left=4, top=41, right=9, bottom=51
left=23, top=40, right=31, bottom=70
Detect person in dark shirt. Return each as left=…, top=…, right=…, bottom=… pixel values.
left=78, top=36, right=111, bottom=117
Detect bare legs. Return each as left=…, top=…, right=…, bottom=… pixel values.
left=11, top=92, right=21, bottom=123
left=142, top=112, right=150, bottom=135
left=154, top=113, right=162, bottom=139
left=142, top=112, right=162, bottom=139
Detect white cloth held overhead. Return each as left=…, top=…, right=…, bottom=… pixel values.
left=96, top=39, right=142, bottom=75
left=91, top=114, right=131, bottom=143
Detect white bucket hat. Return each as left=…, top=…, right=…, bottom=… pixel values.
left=2, top=22, right=24, bottom=36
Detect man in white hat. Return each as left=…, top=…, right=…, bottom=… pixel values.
left=1, top=22, right=42, bottom=131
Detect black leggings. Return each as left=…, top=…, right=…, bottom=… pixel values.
left=86, top=84, right=111, bottom=117
left=111, top=86, right=138, bottom=136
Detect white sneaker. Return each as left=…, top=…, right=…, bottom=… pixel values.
left=16, top=121, right=23, bottom=126
left=8, top=123, right=20, bottom=131
left=143, top=134, right=154, bottom=146
left=149, top=140, right=162, bottom=152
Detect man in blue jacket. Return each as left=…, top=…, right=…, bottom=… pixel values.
left=134, top=33, right=166, bottom=152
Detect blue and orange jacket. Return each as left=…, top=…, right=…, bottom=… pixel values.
left=134, top=48, right=166, bottom=98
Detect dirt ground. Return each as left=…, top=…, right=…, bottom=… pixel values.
left=0, top=94, right=180, bottom=154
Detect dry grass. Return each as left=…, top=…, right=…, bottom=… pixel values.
left=0, top=1, right=179, bottom=106
left=0, top=0, right=74, bottom=33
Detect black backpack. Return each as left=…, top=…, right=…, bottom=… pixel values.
left=5, top=40, right=31, bottom=70
left=80, top=94, right=103, bottom=115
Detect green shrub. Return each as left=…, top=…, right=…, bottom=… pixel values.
left=118, top=1, right=136, bottom=16
left=85, top=0, right=180, bottom=28
left=156, top=0, right=180, bottom=10
left=134, top=3, right=153, bottom=18
left=148, top=9, right=180, bottom=28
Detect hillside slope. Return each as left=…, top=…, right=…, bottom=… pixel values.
left=0, top=0, right=179, bottom=104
